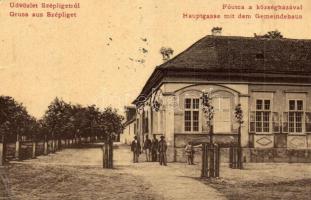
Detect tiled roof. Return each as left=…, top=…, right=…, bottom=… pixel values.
left=133, top=35, right=311, bottom=104
left=158, top=35, right=311, bottom=73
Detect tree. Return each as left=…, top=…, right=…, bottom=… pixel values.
left=200, top=91, right=214, bottom=144
left=159, top=47, right=174, bottom=61
left=234, top=103, right=244, bottom=169
left=100, top=107, right=124, bottom=169
left=0, top=96, right=35, bottom=161
left=255, top=30, right=283, bottom=39
left=0, top=96, right=33, bottom=140
left=42, top=97, right=69, bottom=152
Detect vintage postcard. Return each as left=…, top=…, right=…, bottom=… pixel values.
left=0, top=0, right=310, bottom=199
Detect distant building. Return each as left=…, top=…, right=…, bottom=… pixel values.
left=120, top=106, right=137, bottom=145
left=132, top=32, right=311, bottom=162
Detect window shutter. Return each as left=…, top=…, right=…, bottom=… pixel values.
left=305, top=112, right=311, bottom=133
left=282, top=112, right=288, bottom=133
left=272, top=112, right=280, bottom=133
left=249, top=111, right=255, bottom=133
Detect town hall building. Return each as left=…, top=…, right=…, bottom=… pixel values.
left=132, top=31, right=311, bottom=162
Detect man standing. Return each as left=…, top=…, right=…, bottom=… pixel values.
left=131, top=136, right=141, bottom=163
left=143, top=135, right=152, bottom=162
left=185, top=142, right=195, bottom=165
left=158, top=136, right=167, bottom=166
left=151, top=135, right=159, bottom=162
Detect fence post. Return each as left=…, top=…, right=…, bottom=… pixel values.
left=237, top=147, right=240, bottom=169
left=52, top=138, right=56, bottom=153
left=102, top=143, right=107, bottom=168
left=201, top=144, right=205, bottom=177
left=0, top=135, right=5, bottom=166
left=215, top=145, right=220, bottom=177
left=103, top=139, right=113, bottom=169
left=110, top=140, right=113, bottom=168
left=229, top=147, right=232, bottom=168
left=44, top=136, right=48, bottom=155
left=210, top=144, right=215, bottom=177
left=15, top=133, right=21, bottom=160
left=55, top=139, right=57, bottom=151
left=32, top=140, right=36, bottom=159
left=201, top=143, right=211, bottom=178
left=241, top=147, right=244, bottom=169
left=205, top=144, right=211, bottom=177
left=202, top=143, right=221, bottom=178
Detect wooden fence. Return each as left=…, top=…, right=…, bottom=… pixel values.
left=229, top=146, right=243, bottom=169
left=201, top=143, right=220, bottom=178
left=0, top=137, right=100, bottom=165
left=102, top=141, right=113, bottom=169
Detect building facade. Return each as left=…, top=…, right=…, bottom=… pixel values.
left=133, top=35, right=311, bottom=162
left=120, top=106, right=137, bottom=145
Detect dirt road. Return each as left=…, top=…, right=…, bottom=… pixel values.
left=3, top=143, right=310, bottom=199
left=115, top=144, right=226, bottom=200
left=2, top=143, right=225, bottom=200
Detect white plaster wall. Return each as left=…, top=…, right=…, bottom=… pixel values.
left=120, top=122, right=136, bottom=145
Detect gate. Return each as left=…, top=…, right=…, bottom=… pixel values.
left=229, top=146, right=243, bottom=169
left=201, top=143, right=220, bottom=178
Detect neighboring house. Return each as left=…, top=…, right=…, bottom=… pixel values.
left=132, top=31, right=311, bottom=162
left=120, top=106, right=137, bottom=145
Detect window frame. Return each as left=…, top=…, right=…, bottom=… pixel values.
left=287, top=99, right=305, bottom=134
left=184, top=97, right=200, bottom=133
left=253, top=99, right=272, bottom=134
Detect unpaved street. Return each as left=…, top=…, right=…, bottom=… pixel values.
left=1, top=143, right=311, bottom=200
left=1, top=144, right=225, bottom=200
left=115, top=145, right=226, bottom=200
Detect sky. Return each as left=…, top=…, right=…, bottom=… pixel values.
left=0, top=0, right=311, bottom=118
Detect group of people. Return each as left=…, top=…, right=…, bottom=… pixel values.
left=131, top=135, right=196, bottom=165
left=131, top=135, right=168, bottom=166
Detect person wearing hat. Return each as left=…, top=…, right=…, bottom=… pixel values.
left=158, top=135, right=167, bottom=166
left=131, top=136, right=141, bottom=163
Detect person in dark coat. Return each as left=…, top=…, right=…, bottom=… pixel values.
left=151, top=135, right=159, bottom=162
left=143, top=135, right=152, bottom=162
left=158, top=136, right=167, bottom=166
left=131, top=136, right=141, bottom=163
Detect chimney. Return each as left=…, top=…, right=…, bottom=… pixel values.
left=211, top=27, right=222, bottom=36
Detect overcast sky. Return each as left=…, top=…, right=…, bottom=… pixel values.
left=0, top=0, right=311, bottom=118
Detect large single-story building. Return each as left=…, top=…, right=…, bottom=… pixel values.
left=132, top=31, right=311, bottom=162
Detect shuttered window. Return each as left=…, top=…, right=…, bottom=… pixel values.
left=272, top=112, right=280, bottom=133
left=213, top=97, right=231, bottom=133
left=249, top=111, right=255, bottom=133
left=305, top=112, right=311, bottom=133
left=282, top=112, right=288, bottom=133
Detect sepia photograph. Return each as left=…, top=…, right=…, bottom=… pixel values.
left=0, top=0, right=311, bottom=199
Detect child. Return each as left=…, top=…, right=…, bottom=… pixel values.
left=185, top=142, right=195, bottom=165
